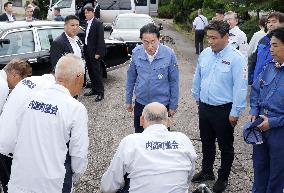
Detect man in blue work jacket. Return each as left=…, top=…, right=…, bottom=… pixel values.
left=248, top=11, right=284, bottom=85
left=125, top=23, right=179, bottom=133
left=249, top=27, right=284, bottom=193
left=191, top=20, right=247, bottom=193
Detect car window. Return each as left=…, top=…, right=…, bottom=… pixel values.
left=98, top=0, right=131, bottom=10
left=0, top=30, right=34, bottom=56
left=135, top=0, right=147, bottom=6
left=116, top=17, right=153, bottom=29
left=38, top=28, right=64, bottom=50
left=57, top=0, right=72, bottom=8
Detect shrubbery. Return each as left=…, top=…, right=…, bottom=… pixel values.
left=239, top=17, right=259, bottom=42
left=158, top=4, right=174, bottom=19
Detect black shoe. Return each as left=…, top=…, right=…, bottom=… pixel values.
left=213, top=179, right=228, bottom=193
left=95, top=93, right=104, bottom=102
left=84, top=90, right=96, bottom=96
left=191, top=171, right=215, bottom=183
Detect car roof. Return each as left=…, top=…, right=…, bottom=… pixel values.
left=117, top=13, right=152, bottom=18
left=0, top=21, right=64, bottom=31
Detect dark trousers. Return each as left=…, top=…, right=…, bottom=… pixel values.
left=195, top=30, right=205, bottom=54
left=134, top=101, right=170, bottom=133
left=0, top=154, right=12, bottom=193
left=199, top=102, right=234, bottom=181
left=85, top=50, right=104, bottom=94
left=62, top=153, right=72, bottom=193
left=252, top=127, right=284, bottom=193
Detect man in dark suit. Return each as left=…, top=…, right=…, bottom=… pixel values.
left=50, top=15, right=84, bottom=69
left=0, top=1, right=16, bottom=21
left=83, top=5, right=105, bottom=102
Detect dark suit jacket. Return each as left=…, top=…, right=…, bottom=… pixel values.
left=85, top=18, right=106, bottom=59
left=50, top=32, right=83, bottom=68
left=0, top=13, right=16, bottom=21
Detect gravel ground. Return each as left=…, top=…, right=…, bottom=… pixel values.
left=74, top=19, right=254, bottom=193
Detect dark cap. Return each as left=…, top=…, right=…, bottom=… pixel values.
left=243, top=117, right=264, bottom=145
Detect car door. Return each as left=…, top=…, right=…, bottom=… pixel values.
left=36, top=26, right=64, bottom=74
left=0, top=29, right=37, bottom=71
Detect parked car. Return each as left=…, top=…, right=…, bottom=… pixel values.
left=109, top=13, right=162, bottom=54
left=0, top=21, right=129, bottom=77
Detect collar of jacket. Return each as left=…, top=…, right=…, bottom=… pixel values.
left=137, top=44, right=166, bottom=61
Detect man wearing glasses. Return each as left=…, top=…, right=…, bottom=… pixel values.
left=125, top=23, right=179, bottom=133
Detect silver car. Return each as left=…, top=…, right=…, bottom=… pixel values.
left=109, top=13, right=162, bottom=54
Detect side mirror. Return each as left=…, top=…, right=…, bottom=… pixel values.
left=0, top=39, right=10, bottom=47
left=104, top=24, right=112, bottom=31
left=158, top=23, right=163, bottom=31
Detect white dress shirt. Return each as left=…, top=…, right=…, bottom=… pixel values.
left=65, top=32, right=82, bottom=58
left=101, top=124, right=197, bottom=193
left=85, top=17, right=94, bottom=45
left=248, top=29, right=266, bottom=56
left=6, top=12, right=14, bottom=21
left=228, top=26, right=249, bottom=58
left=0, top=70, right=9, bottom=114
left=0, top=74, right=55, bottom=155
left=192, top=15, right=208, bottom=30
left=3, top=83, right=89, bottom=193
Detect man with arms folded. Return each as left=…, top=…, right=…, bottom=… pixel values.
left=101, top=102, right=197, bottom=193
left=0, top=54, right=89, bottom=193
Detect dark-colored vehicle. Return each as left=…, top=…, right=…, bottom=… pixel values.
left=0, top=21, right=129, bottom=76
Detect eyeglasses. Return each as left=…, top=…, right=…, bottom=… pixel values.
left=142, top=40, right=158, bottom=46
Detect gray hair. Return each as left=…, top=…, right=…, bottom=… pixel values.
left=224, top=11, right=238, bottom=20
left=55, top=53, right=85, bottom=81
left=142, top=104, right=168, bottom=123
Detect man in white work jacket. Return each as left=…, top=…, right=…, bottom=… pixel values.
left=101, top=102, right=197, bottom=193
left=0, top=54, right=89, bottom=193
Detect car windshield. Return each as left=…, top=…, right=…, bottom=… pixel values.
left=116, top=17, right=153, bottom=29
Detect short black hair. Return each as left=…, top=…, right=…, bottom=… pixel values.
left=216, top=9, right=225, bottom=15
left=206, top=20, right=230, bottom=37
left=140, top=23, right=160, bottom=39
left=270, top=27, right=284, bottom=44
left=32, top=0, right=38, bottom=6
left=54, top=7, right=60, bottom=12
left=84, top=5, right=94, bottom=12
left=268, top=11, right=284, bottom=23
left=4, top=1, right=13, bottom=8
left=64, top=15, right=79, bottom=23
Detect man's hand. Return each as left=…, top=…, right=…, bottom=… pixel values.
left=248, top=115, right=257, bottom=122
left=126, top=104, right=134, bottom=112
left=229, top=116, right=238, bottom=127
left=95, top=54, right=100, bottom=60
left=257, top=115, right=270, bottom=131
left=168, top=109, right=177, bottom=117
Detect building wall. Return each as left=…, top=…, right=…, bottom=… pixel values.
left=1, top=0, right=27, bottom=15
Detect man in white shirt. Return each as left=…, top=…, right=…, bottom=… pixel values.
left=0, top=54, right=89, bottom=193
left=101, top=102, right=197, bottom=193
left=0, top=58, right=31, bottom=193
left=224, top=11, right=249, bottom=58
left=0, top=1, right=16, bottom=21
left=192, top=9, right=208, bottom=54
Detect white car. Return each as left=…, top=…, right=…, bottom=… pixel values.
left=109, top=13, right=162, bottom=54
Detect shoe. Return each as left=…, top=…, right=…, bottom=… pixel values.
left=84, top=90, right=96, bottom=96
left=191, top=171, right=215, bottom=183
left=213, top=179, right=228, bottom=193
left=95, top=93, right=104, bottom=102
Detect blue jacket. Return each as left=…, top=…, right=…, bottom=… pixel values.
left=125, top=44, right=179, bottom=109
left=250, top=61, right=284, bottom=128
left=251, top=35, right=273, bottom=83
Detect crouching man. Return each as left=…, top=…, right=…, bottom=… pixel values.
left=101, top=102, right=197, bottom=193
